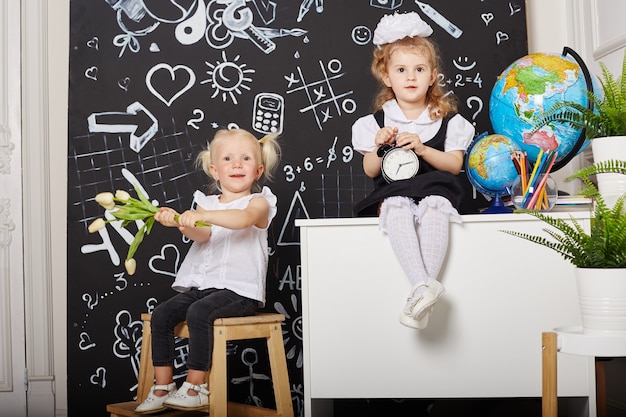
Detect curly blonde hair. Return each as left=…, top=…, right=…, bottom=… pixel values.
left=196, top=128, right=281, bottom=193
left=371, top=36, right=457, bottom=120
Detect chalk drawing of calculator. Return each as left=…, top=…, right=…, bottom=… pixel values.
left=252, top=93, right=284, bottom=135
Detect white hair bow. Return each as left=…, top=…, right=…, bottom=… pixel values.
left=373, top=12, right=433, bottom=47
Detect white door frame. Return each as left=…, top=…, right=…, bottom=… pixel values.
left=1, top=0, right=57, bottom=415
left=0, top=0, right=27, bottom=414
left=21, top=0, right=57, bottom=415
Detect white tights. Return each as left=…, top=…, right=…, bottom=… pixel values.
left=379, top=196, right=456, bottom=294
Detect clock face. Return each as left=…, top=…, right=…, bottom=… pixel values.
left=381, top=147, right=419, bottom=182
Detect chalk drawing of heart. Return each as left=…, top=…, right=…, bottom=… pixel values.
left=481, top=13, right=494, bottom=26
left=146, top=63, right=196, bottom=107
left=496, top=31, right=510, bottom=44
left=90, top=367, right=107, bottom=387
left=87, top=37, right=99, bottom=50
left=79, top=332, right=96, bottom=350
left=118, top=77, right=130, bottom=92
left=85, top=66, right=98, bottom=81
left=149, top=243, right=181, bottom=277
left=509, top=3, right=522, bottom=14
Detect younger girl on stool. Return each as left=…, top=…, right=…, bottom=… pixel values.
left=135, top=128, right=281, bottom=413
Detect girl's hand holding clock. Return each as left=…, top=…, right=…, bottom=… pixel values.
left=375, top=126, right=399, bottom=148
left=395, top=132, right=426, bottom=156
left=375, top=128, right=421, bottom=183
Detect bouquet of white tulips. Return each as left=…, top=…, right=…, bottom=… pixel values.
left=88, top=184, right=209, bottom=275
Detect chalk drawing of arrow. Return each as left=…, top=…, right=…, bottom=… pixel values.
left=87, top=101, right=158, bottom=153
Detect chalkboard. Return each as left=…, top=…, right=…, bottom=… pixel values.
left=67, top=1, right=527, bottom=415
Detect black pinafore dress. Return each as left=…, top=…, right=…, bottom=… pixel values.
left=353, top=112, right=465, bottom=217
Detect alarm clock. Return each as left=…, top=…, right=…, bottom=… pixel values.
left=377, top=144, right=419, bottom=183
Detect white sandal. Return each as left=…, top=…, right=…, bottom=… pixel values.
left=134, top=382, right=177, bottom=414
left=164, top=381, right=209, bottom=410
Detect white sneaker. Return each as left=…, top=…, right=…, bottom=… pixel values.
left=164, top=381, right=209, bottom=410
left=134, top=382, right=177, bottom=414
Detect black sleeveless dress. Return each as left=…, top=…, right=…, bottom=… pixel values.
left=353, top=114, right=465, bottom=217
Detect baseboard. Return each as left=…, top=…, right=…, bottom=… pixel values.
left=27, top=378, right=55, bottom=417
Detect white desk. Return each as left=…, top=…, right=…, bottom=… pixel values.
left=297, top=213, right=593, bottom=417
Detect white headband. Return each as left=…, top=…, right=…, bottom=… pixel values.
left=372, top=11, right=433, bottom=47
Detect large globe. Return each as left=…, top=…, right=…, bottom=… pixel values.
left=489, top=50, right=592, bottom=169
left=466, top=134, right=520, bottom=196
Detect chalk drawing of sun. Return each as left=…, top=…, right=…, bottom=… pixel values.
left=201, top=51, right=255, bottom=105
left=274, top=293, right=303, bottom=369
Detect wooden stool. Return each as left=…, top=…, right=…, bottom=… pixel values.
left=107, top=312, right=294, bottom=417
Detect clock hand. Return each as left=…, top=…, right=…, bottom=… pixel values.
left=396, top=160, right=416, bottom=175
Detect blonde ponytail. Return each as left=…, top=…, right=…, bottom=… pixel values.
left=258, top=133, right=281, bottom=182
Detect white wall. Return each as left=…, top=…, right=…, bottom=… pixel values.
left=527, top=0, right=569, bottom=54
left=42, top=0, right=624, bottom=415
left=526, top=0, right=626, bottom=195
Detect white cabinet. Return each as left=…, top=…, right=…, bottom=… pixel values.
left=298, top=213, right=593, bottom=417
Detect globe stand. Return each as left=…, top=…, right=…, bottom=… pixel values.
left=481, top=194, right=513, bottom=214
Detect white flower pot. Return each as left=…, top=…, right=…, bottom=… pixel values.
left=576, top=267, right=626, bottom=335
left=591, top=136, right=626, bottom=207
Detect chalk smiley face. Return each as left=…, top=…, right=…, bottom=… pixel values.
left=453, top=56, right=477, bottom=71
left=352, top=25, right=372, bottom=45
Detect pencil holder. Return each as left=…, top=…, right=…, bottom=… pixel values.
left=510, top=174, right=558, bottom=211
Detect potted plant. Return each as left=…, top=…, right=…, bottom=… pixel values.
left=501, top=161, right=626, bottom=334
left=531, top=50, right=626, bottom=204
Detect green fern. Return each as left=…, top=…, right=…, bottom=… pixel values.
left=531, top=50, right=626, bottom=139
left=569, top=159, right=626, bottom=179
left=566, top=159, right=626, bottom=197
left=501, top=167, right=626, bottom=268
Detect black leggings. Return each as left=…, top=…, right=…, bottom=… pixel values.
left=150, top=288, right=257, bottom=371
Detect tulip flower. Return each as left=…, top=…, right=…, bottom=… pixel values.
left=124, top=258, right=137, bottom=275
left=95, top=192, right=115, bottom=210
left=115, top=189, right=131, bottom=202
left=88, top=218, right=106, bottom=233
left=90, top=183, right=211, bottom=275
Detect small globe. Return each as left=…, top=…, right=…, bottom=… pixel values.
left=489, top=51, right=592, bottom=168
left=465, top=134, right=521, bottom=197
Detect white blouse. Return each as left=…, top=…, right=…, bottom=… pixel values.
left=352, top=100, right=475, bottom=155
left=171, top=186, right=277, bottom=307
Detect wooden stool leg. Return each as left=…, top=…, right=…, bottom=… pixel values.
left=137, top=316, right=155, bottom=402
left=210, top=324, right=229, bottom=417
left=542, top=332, right=558, bottom=417
left=267, top=322, right=294, bottom=417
